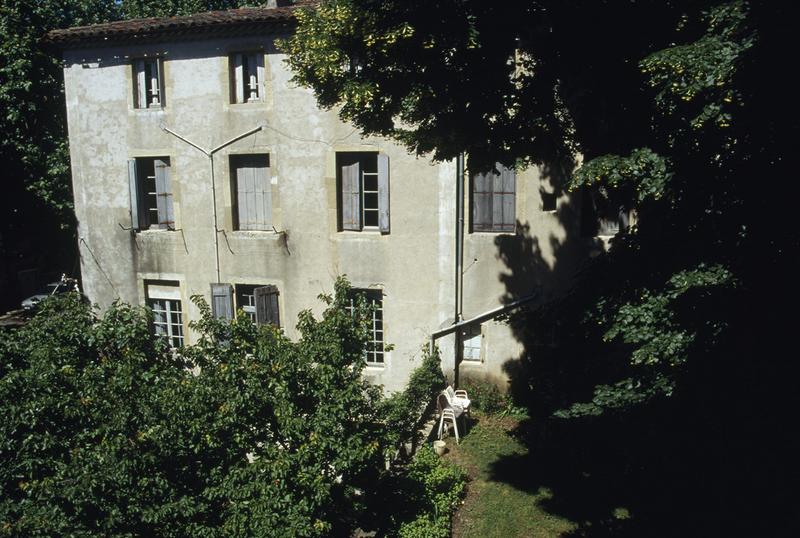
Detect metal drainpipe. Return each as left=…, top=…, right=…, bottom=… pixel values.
left=454, top=153, right=465, bottom=386
left=160, top=124, right=264, bottom=283
left=208, top=155, right=221, bottom=282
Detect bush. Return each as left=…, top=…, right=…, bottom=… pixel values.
left=0, top=279, right=391, bottom=537
left=392, top=447, right=467, bottom=538
left=463, top=380, right=506, bottom=414
left=381, top=346, right=446, bottom=452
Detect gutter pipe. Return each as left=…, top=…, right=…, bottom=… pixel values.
left=429, top=293, right=539, bottom=383
left=160, top=123, right=265, bottom=283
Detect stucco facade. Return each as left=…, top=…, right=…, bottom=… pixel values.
left=56, top=8, right=588, bottom=393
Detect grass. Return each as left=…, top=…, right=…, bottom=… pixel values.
left=442, top=413, right=577, bottom=538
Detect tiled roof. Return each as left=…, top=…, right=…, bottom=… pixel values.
left=45, top=3, right=313, bottom=48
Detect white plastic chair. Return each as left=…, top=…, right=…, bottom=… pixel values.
left=437, top=393, right=463, bottom=443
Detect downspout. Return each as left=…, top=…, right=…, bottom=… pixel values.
left=161, top=123, right=264, bottom=283
left=454, top=153, right=465, bottom=386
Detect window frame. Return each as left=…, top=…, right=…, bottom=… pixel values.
left=128, top=156, right=174, bottom=231
left=461, top=323, right=483, bottom=362
left=132, top=58, right=164, bottom=109
left=234, top=284, right=258, bottom=323
left=336, top=152, right=390, bottom=233
left=229, top=51, right=265, bottom=104
left=145, top=281, right=184, bottom=348
left=346, top=289, right=385, bottom=366
left=470, top=163, right=516, bottom=233
left=230, top=154, right=272, bottom=231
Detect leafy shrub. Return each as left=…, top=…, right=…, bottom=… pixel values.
left=381, top=346, right=446, bottom=452
left=463, top=380, right=506, bottom=414
left=0, top=279, right=391, bottom=537
left=394, top=447, right=467, bottom=538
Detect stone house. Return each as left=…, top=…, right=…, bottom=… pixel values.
left=46, top=4, right=610, bottom=393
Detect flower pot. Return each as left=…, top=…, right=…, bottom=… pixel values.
left=433, top=440, right=447, bottom=456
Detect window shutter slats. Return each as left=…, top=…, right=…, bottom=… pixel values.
left=211, top=283, right=233, bottom=320
left=501, top=166, right=516, bottom=230
left=341, top=162, right=361, bottom=230
left=472, top=164, right=515, bottom=232
left=472, top=172, right=491, bottom=231
left=257, top=54, right=265, bottom=102
left=135, top=60, right=147, bottom=108
left=235, top=156, right=271, bottom=231
left=234, top=54, right=244, bottom=104
left=254, top=285, right=280, bottom=326
left=154, top=159, right=174, bottom=229
left=491, top=169, right=504, bottom=229
left=237, top=164, right=254, bottom=230
left=254, top=160, right=271, bottom=229
left=378, top=153, right=390, bottom=234
left=128, top=159, right=140, bottom=230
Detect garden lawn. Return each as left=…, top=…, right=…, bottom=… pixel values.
left=444, top=413, right=577, bottom=538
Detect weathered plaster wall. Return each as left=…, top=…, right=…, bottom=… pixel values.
left=62, top=31, right=586, bottom=393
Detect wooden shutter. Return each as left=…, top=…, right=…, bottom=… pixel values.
left=499, top=165, right=516, bottom=231
left=254, top=285, right=280, bottom=326
left=235, top=156, right=271, bottom=231
left=154, top=158, right=174, bottom=229
left=472, top=171, right=492, bottom=231
left=127, top=159, right=140, bottom=230
left=134, top=60, right=147, bottom=108
left=211, top=283, right=233, bottom=320
left=233, top=54, right=244, bottom=103
left=378, top=153, right=390, bottom=234
left=341, top=161, right=361, bottom=230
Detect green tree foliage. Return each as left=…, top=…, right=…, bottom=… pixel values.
left=284, top=0, right=796, bottom=414
left=286, top=2, right=797, bottom=532
left=0, top=278, right=398, bottom=536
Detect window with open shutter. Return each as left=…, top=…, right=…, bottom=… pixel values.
left=378, top=153, right=390, bottom=234
left=230, top=52, right=264, bottom=104
left=128, top=159, right=140, bottom=231
left=254, top=285, right=280, bottom=327
left=471, top=163, right=516, bottom=233
left=133, top=59, right=163, bottom=109
left=132, top=157, right=173, bottom=231
left=337, top=152, right=388, bottom=233
left=154, top=158, right=174, bottom=229
left=211, top=283, right=234, bottom=320
left=231, top=154, right=271, bottom=231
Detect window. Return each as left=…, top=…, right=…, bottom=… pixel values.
left=230, top=52, right=264, bottom=103
left=336, top=152, right=389, bottom=234
left=128, top=157, right=174, bottom=230
left=231, top=154, right=272, bottom=231
left=471, top=163, right=516, bottom=232
left=541, top=189, right=557, bottom=212
left=462, top=324, right=482, bottom=362
left=337, top=152, right=390, bottom=233
left=133, top=58, right=163, bottom=109
left=146, top=282, right=183, bottom=347
left=210, top=283, right=280, bottom=326
left=581, top=188, right=629, bottom=237
left=235, top=284, right=257, bottom=322
left=346, top=289, right=384, bottom=365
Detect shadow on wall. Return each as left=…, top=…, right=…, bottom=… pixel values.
left=485, top=184, right=798, bottom=535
